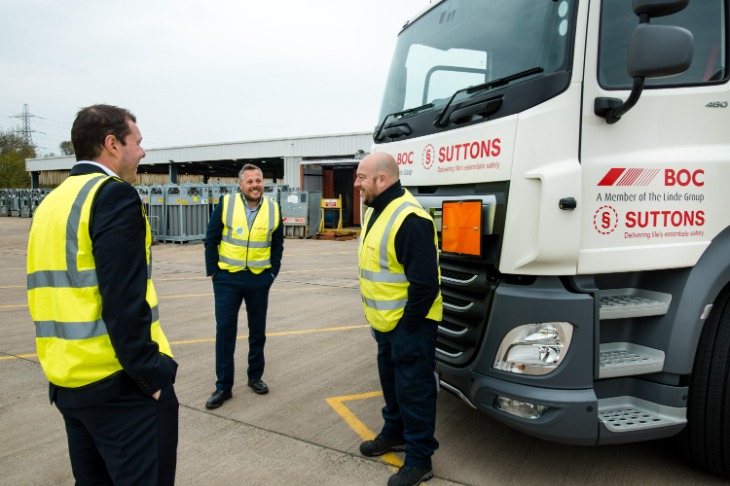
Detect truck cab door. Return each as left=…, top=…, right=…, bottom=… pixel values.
left=578, top=0, right=727, bottom=275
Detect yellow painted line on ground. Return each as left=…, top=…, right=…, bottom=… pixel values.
left=159, top=292, right=214, bottom=299
left=0, top=285, right=26, bottom=289
left=280, top=267, right=353, bottom=274
left=0, top=353, right=38, bottom=361
left=153, top=267, right=353, bottom=280
left=0, top=324, right=368, bottom=360
left=159, top=284, right=353, bottom=301
left=2, top=283, right=353, bottom=308
left=285, top=251, right=356, bottom=256
left=326, top=392, right=403, bottom=468
left=172, top=324, right=368, bottom=345
left=0, top=303, right=27, bottom=309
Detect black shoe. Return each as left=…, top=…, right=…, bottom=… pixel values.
left=387, top=465, right=433, bottom=486
left=359, top=436, right=406, bottom=457
left=205, top=389, right=232, bottom=409
left=247, top=378, right=269, bottom=395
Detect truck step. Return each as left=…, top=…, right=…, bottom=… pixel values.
left=598, top=396, right=686, bottom=433
left=599, top=288, right=672, bottom=320
left=599, top=342, right=664, bottom=379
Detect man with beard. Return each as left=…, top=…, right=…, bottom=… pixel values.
left=354, top=152, right=443, bottom=486
left=204, top=163, right=284, bottom=409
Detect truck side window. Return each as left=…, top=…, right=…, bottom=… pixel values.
left=598, top=0, right=727, bottom=89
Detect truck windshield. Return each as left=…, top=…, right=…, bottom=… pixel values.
left=378, top=0, right=576, bottom=122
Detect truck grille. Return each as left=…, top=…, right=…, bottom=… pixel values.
left=437, top=259, right=493, bottom=365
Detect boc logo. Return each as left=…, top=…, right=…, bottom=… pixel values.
left=422, top=144, right=435, bottom=170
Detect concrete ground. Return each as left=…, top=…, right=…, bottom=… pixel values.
left=1, top=217, right=727, bottom=486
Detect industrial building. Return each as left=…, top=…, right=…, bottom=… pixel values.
left=25, top=131, right=372, bottom=228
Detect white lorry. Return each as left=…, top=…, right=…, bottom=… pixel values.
left=372, top=0, right=729, bottom=477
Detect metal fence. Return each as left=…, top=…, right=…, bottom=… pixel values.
left=2, top=184, right=323, bottom=242
left=0, top=188, right=52, bottom=218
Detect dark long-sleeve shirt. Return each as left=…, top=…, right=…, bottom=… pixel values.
left=204, top=194, right=284, bottom=277
left=363, top=180, right=441, bottom=329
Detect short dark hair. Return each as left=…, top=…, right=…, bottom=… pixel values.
left=71, top=104, right=136, bottom=162
left=239, top=163, right=263, bottom=179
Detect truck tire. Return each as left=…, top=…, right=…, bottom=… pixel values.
left=686, top=288, right=730, bottom=477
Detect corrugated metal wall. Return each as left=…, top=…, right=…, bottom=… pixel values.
left=27, top=132, right=373, bottom=172
left=302, top=165, right=323, bottom=193
left=38, top=171, right=238, bottom=187
left=283, top=157, right=302, bottom=189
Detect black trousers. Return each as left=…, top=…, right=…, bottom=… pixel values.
left=374, top=319, right=439, bottom=469
left=213, top=269, right=273, bottom=391
left=57, top=383, right=179, bottom=486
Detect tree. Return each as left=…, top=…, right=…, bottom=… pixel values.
left=0, top=130, right=36, bottom=188
left=59, top=141, right=74, bottom=156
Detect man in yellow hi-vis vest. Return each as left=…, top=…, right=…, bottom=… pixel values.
left=204, top=163, right=284, bottom=409
left=26, top=105, right=178, bottom=485
left=355, top=152, right=443, bottom=486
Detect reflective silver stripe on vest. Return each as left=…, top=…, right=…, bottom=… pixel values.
left=28, top=176, right=105, bottom=290
left=362, top=296, right=408, bottom=310
left=224, top=194, right=236, bottom=238
left=35, top=319, right=107, bottom=339
left=28, top=175, right=160, bottom=341
left=143, top=205, right=154, bottom=280
left=219, top=256, right=272, bottom=267
left=246, top=258, right=272, bottom=268
left=360, top=269, right=407, bottom=283
left=28, top=269, right=97, bottom=290
left=220, top=235, right=271, bottom=248
left=361, top=201, right=419, bottom=284
left=221, top=195, right=275, bottom=252
left=35, top=305, right=159, bottom=340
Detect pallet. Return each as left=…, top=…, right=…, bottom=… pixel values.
left=313, top=231, right=358, bottom=241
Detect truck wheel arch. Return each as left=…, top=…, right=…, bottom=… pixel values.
left=663, top=225, right=730, bottom=375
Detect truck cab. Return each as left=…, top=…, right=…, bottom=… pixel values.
left=372, top=0, right=730, bottom=476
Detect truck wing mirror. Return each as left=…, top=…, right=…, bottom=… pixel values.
left=632, top=0, right=689, bottom=18
left=595, top=3, right=693, bottom=124
left=628, top=24, right=693, bottom=78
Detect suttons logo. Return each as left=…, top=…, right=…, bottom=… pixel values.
left=597, top=168, right=660, bottom=186
left=419, top=138, right=501, bottom=171
left=422, top=144, right=435, bottom=170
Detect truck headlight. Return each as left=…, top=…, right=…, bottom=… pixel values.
left=493, top=322, right=574, bottom=375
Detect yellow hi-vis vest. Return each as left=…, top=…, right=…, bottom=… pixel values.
left=359, top=189, right=443, bottom=332
left=27, top=173, right=172, bottom=388
left=218, top=194, right=280, bottom=274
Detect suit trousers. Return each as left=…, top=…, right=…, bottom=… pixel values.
left=57, top=383, right=179, bottom=486
left=213, top=269, right=273, bottom=391
left=374, top=318, right=439, bottom=469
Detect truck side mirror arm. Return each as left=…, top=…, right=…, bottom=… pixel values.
left=595, top=1, right=693, bottom=124
left=595, top=77, right=645, bottom=125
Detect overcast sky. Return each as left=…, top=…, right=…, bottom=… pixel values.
left=1, top=0, right=431, bottom=156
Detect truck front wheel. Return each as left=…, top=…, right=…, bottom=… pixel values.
left=685, top=288, right=730, bottom=477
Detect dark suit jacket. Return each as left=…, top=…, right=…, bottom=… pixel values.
left=49, top=163, right=177, bottom=408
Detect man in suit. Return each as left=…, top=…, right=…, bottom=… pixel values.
left=27, top=104, right=178, bottom=485
left=204, top=163, right=284, bottom=409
